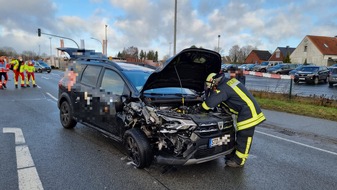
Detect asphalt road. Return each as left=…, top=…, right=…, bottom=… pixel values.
left=1, top=70, right=337, bottom=190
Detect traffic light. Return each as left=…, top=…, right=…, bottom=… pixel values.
left=37, top=28, right=41, bottom=37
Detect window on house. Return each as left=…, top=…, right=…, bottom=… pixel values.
left=304, top=46, right=307, bottom=52
left=276, top=51, right=280, bottom=58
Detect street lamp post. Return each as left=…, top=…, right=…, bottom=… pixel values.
left=49, top=37, right=52, bottom=56
left=91, top=37, right=103, bottom=53
left=217, top=35, right=221, bottom=53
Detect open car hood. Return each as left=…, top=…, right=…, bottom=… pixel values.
left=141, top=48, right=221, bottom=93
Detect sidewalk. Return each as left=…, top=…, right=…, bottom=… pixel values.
left=261, top=109, right=337, bottom=140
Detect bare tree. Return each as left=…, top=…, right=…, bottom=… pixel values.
left=229, top=45, right=256, bottom=63
left=229, top=45, right=240, bottom=63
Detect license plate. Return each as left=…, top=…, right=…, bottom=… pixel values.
left=209, top=134, right=231, bottom=148
left=299, top=77, right=305, bottom=80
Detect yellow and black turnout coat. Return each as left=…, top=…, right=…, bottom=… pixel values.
left=202, top=76, right=265, bottom=131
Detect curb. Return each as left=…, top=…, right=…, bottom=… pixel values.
left=243, top=71, right=294, bottom=80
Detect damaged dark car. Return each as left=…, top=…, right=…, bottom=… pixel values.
left=57, top=47, right=235, bottom=169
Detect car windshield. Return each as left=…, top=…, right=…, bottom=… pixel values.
left=261, top=62, right=269, bottom=66
left=271, top=65, right=283, bottom=69
left=122, top=70, right=195, bottom=95
left=301, top=67, right=319, bottom=72
left=122, top=70, right=152, bottom=91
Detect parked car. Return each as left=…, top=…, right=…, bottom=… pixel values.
left=253, top=61, right=281, bottom=73
left=57, top=47, right=235, bottom=169
left=294, top=66, right=329, bottom=84
left=34, top=61, right=51, bottom=73
left=222, top=63, right=239, bottom=72
left=267, top=64, right=298, bottom=75
left=289, top=63, right=314, bottom=76
left=328, top=63, right=337, bottom=68
left=238, top=63, right=255, bottom=71
left=328, top=67, right=337, bottom=87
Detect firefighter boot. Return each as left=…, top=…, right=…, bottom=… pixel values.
left=15, top=84, right=18, bottom=88
left=33, top=84, right=37, bottom=88
left=225, top=158, right=243, bottom=168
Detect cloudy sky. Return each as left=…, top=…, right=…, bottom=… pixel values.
left=1, top=0, right=337, bottom=59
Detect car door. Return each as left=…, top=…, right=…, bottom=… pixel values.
left=74, top=64, right=103, bottom=123
left=319, top=67, right=329, bottom=80
left=95, top=68, right=131, bottom=137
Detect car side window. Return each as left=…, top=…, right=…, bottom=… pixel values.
left=81, top=65, right=102, bottom=87
left=100, top=69, right=126, bottom=95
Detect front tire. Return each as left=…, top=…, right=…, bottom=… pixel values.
left=60, top=101, right=77, bottom=129
left=314, top=77, right=319, bottom=85
left=124, top=128, right=153, bottom=169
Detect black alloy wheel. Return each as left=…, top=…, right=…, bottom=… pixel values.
left=124, top=128, right=153, bottom=169
left=60, top=101, right=77, bottom=129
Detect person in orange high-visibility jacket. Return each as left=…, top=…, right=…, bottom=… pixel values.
left=10, top=56, right=26, bottom=88
left=201, top=73, right=266, bottom=168
left=25, top=60, right=37, bottom=87
left=0, top=56, right=10, bottom=89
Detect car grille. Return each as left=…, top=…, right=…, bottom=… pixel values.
left=298, top=73, right=308, bottom=77
left=194, top=121, right=233, bottom=138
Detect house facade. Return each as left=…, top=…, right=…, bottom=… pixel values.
left=290, top=35, right=337, bottom=66
left=245, top=50, right=271, bottom=64
left=269, top=46, right=295, bottom=63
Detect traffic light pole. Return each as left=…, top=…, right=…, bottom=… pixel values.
left=37, top=28, right=79, bottom=48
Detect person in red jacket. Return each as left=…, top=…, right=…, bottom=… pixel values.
left=10, top=56, right=26, bottom=88
left=0, top=56, right=10, bottom=89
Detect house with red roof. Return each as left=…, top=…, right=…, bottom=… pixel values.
left=290, top=35, right=337, bottom=66
left=244, top=50, right=271, bottom=64
left=269, top=46, right=295, bottom=63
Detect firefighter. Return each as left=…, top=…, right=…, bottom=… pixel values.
left=10, top=56, right=26, bottom=88
left=0, top=56, right=10, bottom=89
left=25, top=60, right=37, bottom=87
left=201, top=73, right=266, bottom=167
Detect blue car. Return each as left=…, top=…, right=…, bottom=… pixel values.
left=34, top=61, right=51, bottom=73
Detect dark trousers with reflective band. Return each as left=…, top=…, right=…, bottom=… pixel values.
left=232, top=126, right=255, bottom=165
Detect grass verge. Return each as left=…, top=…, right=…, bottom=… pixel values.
left=251, top=90, right=337, bottom=122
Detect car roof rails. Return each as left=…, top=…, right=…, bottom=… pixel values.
left=57, top=47, right=107, bottom=60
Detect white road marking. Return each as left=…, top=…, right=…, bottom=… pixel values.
left=16, top=145, right=35, bottom=169
left=3, top=128, right=44, bottom=190
left=18, top=167, right=43, bottom=190
left=256, top=130, right=337, bottom=156
left=41, top=76, right=49, bottom=80
left=3, top=128, right=25, bottom=144
left=46, top=92, right=58, bottom=101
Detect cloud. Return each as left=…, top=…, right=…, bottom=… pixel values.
left=1, top=0, right=337, bottom=59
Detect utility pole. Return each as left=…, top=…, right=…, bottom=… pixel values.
left=173, top=0, right=177, bottom=55
left=104, top=24, right=108, bottom=56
